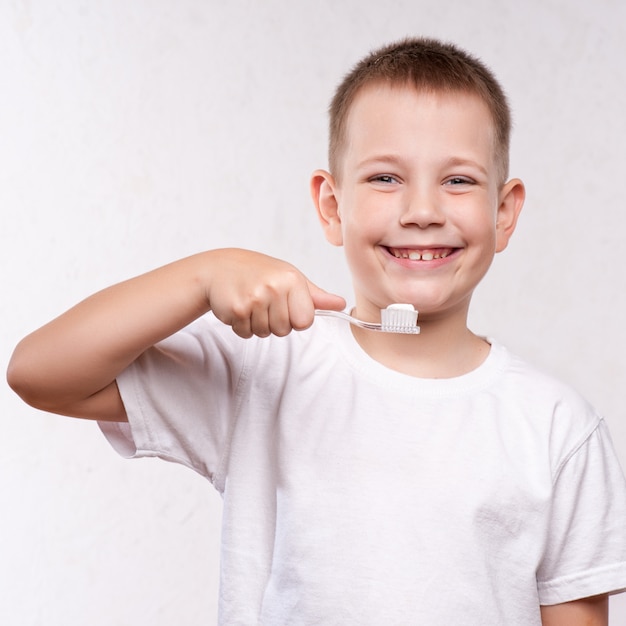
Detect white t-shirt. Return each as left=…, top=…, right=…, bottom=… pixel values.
left=101, top=314, right=626, bottom=625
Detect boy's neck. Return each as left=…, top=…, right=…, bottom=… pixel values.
left=350, top=317, right=490, bottom=379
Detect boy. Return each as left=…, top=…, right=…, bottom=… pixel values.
left=7, top=37, right=626, bottom=625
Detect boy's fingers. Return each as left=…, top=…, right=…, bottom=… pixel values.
left=230, top=316, right=254, bottom=339
left=307, top=281, right=346, bottom=313
left=220, top=269, right=345, bottom=338
left=286, top=278, right=344, bottom=332
left=267, top=298, right=295, bottom=337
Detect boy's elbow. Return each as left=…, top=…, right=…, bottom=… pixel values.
left=7, top=348, right=42, bottom=409
left=7, top=345, right=127, bottom=422
left=7, top=343, right=57, bottom=412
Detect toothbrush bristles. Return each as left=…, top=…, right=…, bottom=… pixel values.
left=381, top=304, right=420, bottom=334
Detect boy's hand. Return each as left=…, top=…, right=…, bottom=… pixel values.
left=205, top=249, right=346, bottom=339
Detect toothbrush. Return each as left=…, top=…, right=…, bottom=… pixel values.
left=315, top=304, right=420, bottom=334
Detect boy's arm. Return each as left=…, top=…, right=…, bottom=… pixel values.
left=540, top=594, right=608, bottom=626
left=7, top=248, right=345, bottom=422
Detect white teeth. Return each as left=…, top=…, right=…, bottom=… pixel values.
left=390, top=247, right=452, bottom=260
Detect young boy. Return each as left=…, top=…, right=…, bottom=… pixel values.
left=8, top=37, right=626, bottom=625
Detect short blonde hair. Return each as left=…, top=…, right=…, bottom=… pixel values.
left=329, top=37, right=511, bottom=184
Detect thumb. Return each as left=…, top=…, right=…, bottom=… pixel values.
left=307, top=281, right=346, bottom=311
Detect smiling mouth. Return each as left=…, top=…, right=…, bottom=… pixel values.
left=386, top=246, right=455, bottom=261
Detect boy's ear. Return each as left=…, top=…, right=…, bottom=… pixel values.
left=311, top=169, right=343, bottom=246
left=495, top=178, right=525, bottom=253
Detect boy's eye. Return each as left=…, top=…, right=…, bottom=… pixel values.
left=444, top=176, right=474, bottom=186
left=370, top=174, right=399, bottom=184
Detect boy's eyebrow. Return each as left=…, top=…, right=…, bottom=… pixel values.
left=442, top=156, right=489, bottom=177
left=355, top=154, right=406, bottom=169
left=356, top=154, right=490, bottom=177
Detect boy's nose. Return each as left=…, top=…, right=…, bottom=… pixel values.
left=399, top=189, right=445, bottom=228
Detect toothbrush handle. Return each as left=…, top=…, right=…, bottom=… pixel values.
left=314, top=309, right=383, bottom=331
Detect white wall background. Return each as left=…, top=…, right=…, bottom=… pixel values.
left=2, top=0, right=625, bottom=623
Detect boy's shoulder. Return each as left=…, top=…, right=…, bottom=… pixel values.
left=497, top=340, right=594, bottom=408
left=491, top=339, right=602, bottom=448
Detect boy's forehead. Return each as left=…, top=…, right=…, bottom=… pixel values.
left=340, top=83, right=498, bottom=166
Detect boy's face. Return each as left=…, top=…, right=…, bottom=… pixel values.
left=313, top=83, right=523, bottom=324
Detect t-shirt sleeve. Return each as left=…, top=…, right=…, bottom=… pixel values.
left=99, top=315, right=248, bottom=488
left=537, top=418, right=626, bottom=604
